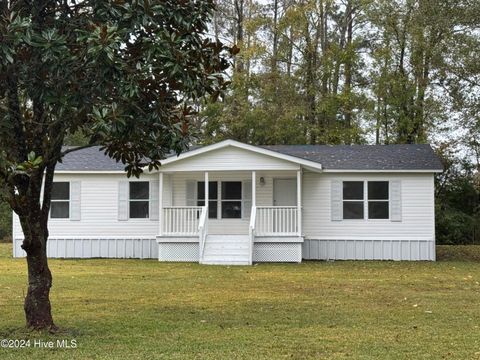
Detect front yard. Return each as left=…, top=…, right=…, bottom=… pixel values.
left=0, top=243, right=479, bottom=359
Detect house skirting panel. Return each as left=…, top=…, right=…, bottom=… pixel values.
left=253, top=242, right=302, bottom=263
left=302, top=239, right=435, bottom=261
left=156, top=241, right=302, bottom=263
left=158, top=242, right=199, bottom=262
left=13, top=238, right=158, bottom=259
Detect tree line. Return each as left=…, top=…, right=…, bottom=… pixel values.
left=196, top=0, right=479, bottom=244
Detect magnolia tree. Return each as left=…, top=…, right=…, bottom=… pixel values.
left=0, top=0, right=231, bottom=330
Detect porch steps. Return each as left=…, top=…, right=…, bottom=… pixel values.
left=201, top=235, right=250, bottom=265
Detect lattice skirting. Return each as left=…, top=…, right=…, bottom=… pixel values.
left=157, top=242, right=301, bottom=263
left=158, top=243, right=199, bottom=262
left=253, top=243, right=302, bottom=263
left=302, top=239, right=435, bottom=261
left=13, top=238, right=158, bottom=259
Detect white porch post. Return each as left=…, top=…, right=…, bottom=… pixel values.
left=159, top=172, right=163, bottom=235
left=252, top=171, right=256, bottom=208
left=297, top=169, right=302, bottom=236
left=204, top=172, right=209, bottom=207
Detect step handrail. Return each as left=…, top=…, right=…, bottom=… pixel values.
left=198, top=206, right=208, bottom=262
left=248, top=206, right=257, bottom=265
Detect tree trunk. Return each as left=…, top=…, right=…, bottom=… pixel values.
left=234, top=0, right=245, bottom=73
left=16, top=165, right=57, bottom=331
left=343, top=0, right=353, bottom=134
left=20, top=216, right=55, bottom=330
left=271, top=0, right=279, bottom=73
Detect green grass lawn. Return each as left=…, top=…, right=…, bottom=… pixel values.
left=0, top=244, right=479, bottom=360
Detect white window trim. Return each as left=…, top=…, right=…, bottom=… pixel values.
left=342, top=180, right=390, bottom=221
left=50, top=181, right=70, bottom=220
left=129, top=181, right=150, bottom=219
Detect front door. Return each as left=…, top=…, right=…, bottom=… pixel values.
left=273, top=179, right=297, bottom=206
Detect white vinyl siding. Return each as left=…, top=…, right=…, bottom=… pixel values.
left=13, top=173, right=160, bottom=240
left=304, top=172, right=434, bottom=240
left=159, top=146, right=300, bottom=171
left=303, top=172, right=435, bottom=260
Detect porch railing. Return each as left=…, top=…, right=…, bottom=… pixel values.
left=163, top=206, right=203, bottom=236
left=255, top=206, right=299, bottom=236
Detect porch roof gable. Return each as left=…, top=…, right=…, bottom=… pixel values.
left=157, top=140, right=324, bottom=172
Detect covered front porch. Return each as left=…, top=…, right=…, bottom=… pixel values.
left=156, top=170, right=303, bottom=265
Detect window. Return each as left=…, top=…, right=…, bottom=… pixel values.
left=51, top=182, right=70, bottom=218
left=221, top=182, right=242, bottom=218
left=129, top=182, right=149, bottom=218
left=343, top=181, right=364, bottom=219
left=341, top=181, right=390, bottom=220
left=197, top=181, right=218, bottom=219
left=368, top=181, right=389, bottom=219
left=196, top=181, right=243, bottom=219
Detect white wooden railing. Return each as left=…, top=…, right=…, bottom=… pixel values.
left=248, top=206, right=257, bottom=265
left=198, top=206, right=208, bottom=261
left=163, top=206, right=203, bottom=236
left=255, top=206, right=299, bottom=236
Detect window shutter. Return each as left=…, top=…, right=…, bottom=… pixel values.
left=70, top=181, right=81, bottom=221
left=242, top=180, right=252, bottom=219
left=149, top=180, right=159, bottom=221
left=186, top=180, right=196, bottom=206
left=331, top=180, right=343, bottom=221
left=118, top=181, right=129, bottom=221
left=390, top=180, right=402, bottom=222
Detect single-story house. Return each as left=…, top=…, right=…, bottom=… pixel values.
left=12, top=139, right=443, bottom=264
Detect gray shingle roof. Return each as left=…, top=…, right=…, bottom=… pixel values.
left=57, top=146, right=127, bottom=171
left=56, top=143, right=443, bottom=172
left=262, top=144, right=443, bottom=171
